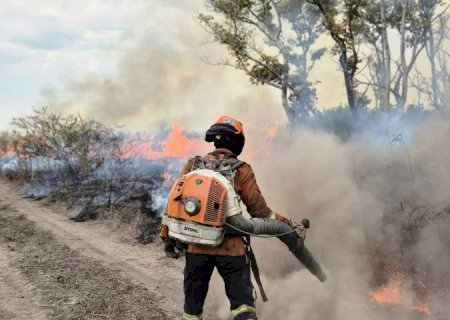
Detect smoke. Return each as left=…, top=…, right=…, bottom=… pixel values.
left=27, top=1, right=450, bottom=316
left=203, top=110, right=450, bottom=319
left=41, top=1, right=284, bottom=132
left=257, top=112, right=450, bottom=319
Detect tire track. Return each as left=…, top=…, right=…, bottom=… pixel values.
left=0, top=181, right=184, bottom=318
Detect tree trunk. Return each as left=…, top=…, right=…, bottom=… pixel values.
left=400, top=0, right=409, bottom=111
left=340, top=51, right=358, bottom=120
left=380, top=0, right=391, bottom=107
left=428, top=25, right=439, bottom=109
left=281, top=83, right=296, bottom=128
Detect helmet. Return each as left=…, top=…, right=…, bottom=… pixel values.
left=205, top=116, right=244, bottom=141
left=205, top=116, right=245, bottom=156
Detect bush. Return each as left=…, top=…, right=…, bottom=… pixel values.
left=304, top=105, right=433, bottom=142
left=11, top=107, right=123, bottom=180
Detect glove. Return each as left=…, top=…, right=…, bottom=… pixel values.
left=291, top=218, right=310, bottom=241
left=290, top=219, right=307, bottom=241
left=164, top=238, right=180, bottom=259
left=270, top=213, right=309, bottom=241
left=160, top=224, right=169, bottom=240
left=161, top=224, right=181, bottom=259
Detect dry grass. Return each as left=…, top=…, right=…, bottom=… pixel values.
left=0, top=203, right=35, bottom=244
left=0, top=213, right=169, bottom=320
left=96, top=207, right=162, bottom=245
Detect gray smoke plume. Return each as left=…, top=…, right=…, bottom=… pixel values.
left=204, top=111, right=450, bottom=319
left=40, top=1, right=284, bottom=132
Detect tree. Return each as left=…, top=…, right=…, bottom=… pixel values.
left=199, top=0, right=325, bottom=127
left=307, top=0, right=367, bottom=120
left=386, top=0, right=430, bottom=110
left=361, top=0, right=394, bottom=108
left=360, top=0, right=445, bottom=110
left=420, top=0, right=449, bottom=109
left=11, top=107, right=122, bottom=180
left=0, top=132, right=10, bottom=155
left=435, top=14, right=450, bottom=103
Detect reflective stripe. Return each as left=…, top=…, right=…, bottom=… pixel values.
left=181, top=312, right=203, bottom=320
left=268, top=212, right=277, bottom=219
left=231, top=304, right=257, bottom=317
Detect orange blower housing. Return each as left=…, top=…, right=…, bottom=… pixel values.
left=166, top=172, right=228, bottom=227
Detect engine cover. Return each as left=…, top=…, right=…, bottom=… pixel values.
left=166, top=170, right=228, bottom=227
left=162, top=216, right=224, bottom=246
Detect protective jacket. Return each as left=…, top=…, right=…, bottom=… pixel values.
left=180, top=148, right=272, bottom=256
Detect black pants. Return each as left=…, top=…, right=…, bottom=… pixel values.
left=184, top=253, right=256, bottom=319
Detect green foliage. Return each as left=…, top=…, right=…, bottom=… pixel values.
left=305, top=104, right=432, bottom=141
left=201, top=0, right=448, bottom=124
left=0, top=132, right=9, bottom=154
left=309, top=106, right=355, bottom=140
left=309, top=0, right=367, bottom=71
left=249, top=54, right=286, bottom=85
left=11, top=107, right=122, bottom=179
left=200, top=0, right=326, bottom=124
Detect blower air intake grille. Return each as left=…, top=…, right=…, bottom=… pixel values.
left=204, top=179, right=225, bottom=223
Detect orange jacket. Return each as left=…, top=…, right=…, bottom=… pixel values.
left=180, top=148, right=272, bottom=256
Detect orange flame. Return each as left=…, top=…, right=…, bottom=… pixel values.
left=124, top=123, right=208, bottom=160
left=371, top=277, right=432, bottom=316
left=371, top=279, right=405, bottom=305
left=413, top=303, right=432, bottom=316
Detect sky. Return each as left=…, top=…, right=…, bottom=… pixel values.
left=0, top=0, right=446, bottom=132
left=0, top=1, right=151, bottom=128
left=0, top=0, right=345, bottom=132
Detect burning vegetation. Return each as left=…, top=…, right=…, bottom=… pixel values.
left=1, top=107, right=450, bottom=319
left=0, top=108, right=207, bottom=244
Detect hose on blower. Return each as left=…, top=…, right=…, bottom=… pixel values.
left=225, top=215, right=327, bottom=282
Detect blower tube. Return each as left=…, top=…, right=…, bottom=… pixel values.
left=226, top=215, right=327, bottom=282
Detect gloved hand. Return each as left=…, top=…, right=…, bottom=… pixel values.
left=271, top=213, right=309, bottom=241
left=160, top=224, right=178, bottom=258
left=164, top=238, right=180, bottom=259
left=160, top=224, right=169, bottom=240
left=289, top=219, right=308, bottom=242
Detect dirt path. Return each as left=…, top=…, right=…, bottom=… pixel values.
left=0, top=244, right=48, bottom=320
left=0, top=181, right=184, bottom=318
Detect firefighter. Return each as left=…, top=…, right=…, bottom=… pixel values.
left=162, top=116, right=294, bottom=320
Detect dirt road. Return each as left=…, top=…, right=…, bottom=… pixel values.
left=0, top=181, right=185, bottom=319
left=0, top=244, right=48, bottom=320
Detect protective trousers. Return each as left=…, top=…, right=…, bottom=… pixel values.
left=183, top=252, right=257, bottom=320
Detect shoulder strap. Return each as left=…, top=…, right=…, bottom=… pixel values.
left=190, top=154, right=245, bottom=184
left=230, top=160, right=246, bottom=172
left=190, top=156, right=206, bottom=171
left=244, top=237, right=268, bottom=302
left=208, top=150, right=225, bottom=159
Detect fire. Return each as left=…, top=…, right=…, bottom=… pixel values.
left=124, top=123, right=208, bottom=160
left=1, top=123, right=209, bottom=161
left=371, top=279, right=405, bottom=305
left=414, top=303, right=432, bottom=316
left=371, top=276, right=432, bottom=316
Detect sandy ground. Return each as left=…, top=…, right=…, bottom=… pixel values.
left=0, top=181, right=186, bottom=319
left=0, top=244, right=48, bottom=320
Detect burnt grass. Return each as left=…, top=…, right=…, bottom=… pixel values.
left=0, top=209, right=169, bottom=320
